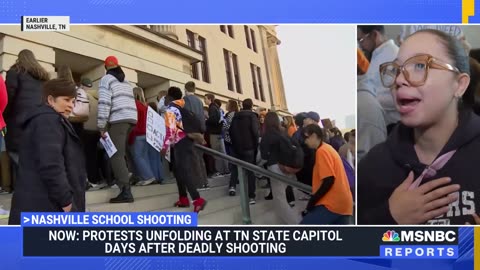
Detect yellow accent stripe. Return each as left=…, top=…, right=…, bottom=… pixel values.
left=462, top=0, right=475, bottom=24
left=475, top=227, right=480, bottom=270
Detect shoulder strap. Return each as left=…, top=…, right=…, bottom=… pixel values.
left=408, top=150, right=457, bottom=190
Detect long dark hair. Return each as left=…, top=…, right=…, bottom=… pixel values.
left=264, top=111, right=281, bottom=133
left=12, top=49, right=50, bottom=81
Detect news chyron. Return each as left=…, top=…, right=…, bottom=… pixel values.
left=21, top=16, right=70, bottom=32
left=20, top=213, right=459, bottom=259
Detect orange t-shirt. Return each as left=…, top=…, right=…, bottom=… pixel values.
left=312, top=143, right=353, bottom=215
left=287, top=125, right=297, bottom=137
left=357, top=48, right=370, bottom=75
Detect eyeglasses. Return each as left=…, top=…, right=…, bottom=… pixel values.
left=379, top=54, right=460, bottom=88
left=357, top=33, right=370, bottom=44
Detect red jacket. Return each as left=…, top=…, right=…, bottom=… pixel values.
left=128, top=100, right=147, bottom=145
left=0, top=75, right=7, bottom=129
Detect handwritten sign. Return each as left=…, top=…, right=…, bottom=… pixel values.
left=146, top=106, right=166, bottom=152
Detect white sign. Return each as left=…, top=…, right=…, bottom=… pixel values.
left=22, top=16, right=70, bottom=32
left=146, top=106, right=166, bottom=152
left=99, top=132, right=117, bottom=158
left=165, top=147, right=171, bottom=162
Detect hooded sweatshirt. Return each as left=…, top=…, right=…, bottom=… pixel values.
left=358, top=110, right=480, bottom=225
left=229, top=110, right=259, bottom=153
left=97, top=69, right=137, bottom=131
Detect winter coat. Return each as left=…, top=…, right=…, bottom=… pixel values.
left=4, top=69, right=45, bottom=152
left=9, top=104, right=86, bottom=225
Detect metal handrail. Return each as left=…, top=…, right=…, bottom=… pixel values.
left=194, top=144, right=311, bottom=224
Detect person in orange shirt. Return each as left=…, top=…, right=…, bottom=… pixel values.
left=357, top=48, right=370, bottom=75
left=300, top=124, right=353, bottom=224
left=283, top=116, right=297, bottom=137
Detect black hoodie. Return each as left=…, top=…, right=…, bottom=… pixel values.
left=358, top=110, right=480, bottom=225
left=8, top=105, right=86, bottom=225
left=229, top=110, right=259, bottom=153
left=107, top=67, right=125, bottom=82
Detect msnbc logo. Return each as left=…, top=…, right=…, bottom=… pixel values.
left=382, top=230, right=400, bottom=242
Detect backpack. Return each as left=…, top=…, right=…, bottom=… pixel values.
left=277, top=134, right=304, bottom=175
left=171, top=104, right=203, bottom=134
left=71, top=87, right=90, bottom=121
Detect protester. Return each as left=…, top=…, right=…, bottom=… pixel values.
left=8, top=79, right=86, bottom=225
left=260, top=111, right=301, bottom=223
left=292, top=112, right=315, bottom=188
left=205, top=93, right=229, bottom=176
left=357, top=56, right=387, bottom=160
left=229, top=98, right=259, bottom=204
left=97, top=56, right=137, bottom=203
left=300, top=124, right=353, bottom=225
left=162, top=87, right=207, bottom=213
left=82, top=78, right=110, bottom=189
left=223, top=100, right=240, bottom=196
left=358, top=25, right=400, bottom=129
left=358, top=29, right=477, bottom=225
left=283, top=115, right=297, bottom=137
left=184, top=81, right=209, bottom=190
left=4, top=49, right=50, bottom=180
left=128, top=87, right=157, bottom=186
left=329, top=127, right=345, bottom=152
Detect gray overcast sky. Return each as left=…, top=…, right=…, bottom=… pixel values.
left=276, top=25, right=356, bottom=130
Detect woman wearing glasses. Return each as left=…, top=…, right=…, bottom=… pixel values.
left=358, top=29, right=480, bottom=225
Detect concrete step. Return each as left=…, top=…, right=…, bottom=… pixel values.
left=0, top=176, right=230, bottom=211
left=159, top=194, right=284, bottom=225
left=87, top=183, right=230, bottom=212
left=0, top=176, right=283, bottom=225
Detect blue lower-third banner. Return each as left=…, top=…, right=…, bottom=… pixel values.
left=0, top=213, right=475, bottom=269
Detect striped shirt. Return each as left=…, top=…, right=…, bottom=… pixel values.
left=97, top=74, right=137, bottom=130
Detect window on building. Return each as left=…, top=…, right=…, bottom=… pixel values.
left=256, top=66, right=265, bottom=101
left=244, top=26, right=251, bottom=49
left=224, top=49, right=234, bottom=91
left=232, top=53, right=241, bottom=93
left=221, top=25, right=235, bottom=38
left=187, top=30, right=210, bottom=83
left=250, top=63, right=259, bottom=100
left=186, top=30, right=198, bottom=79
left=250, top=29, right=257, bottom=53
left=187, top=29, right=195, bottom=48
left=227, top=25, right=234, bottom=38
left=198, top=36, right=210, bottom=83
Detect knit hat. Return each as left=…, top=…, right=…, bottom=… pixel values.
left=305, top=111, right=320, bottom=122
left=104, top=56, right=119, bottom=70
left=81, top=78, right=93, bottom=88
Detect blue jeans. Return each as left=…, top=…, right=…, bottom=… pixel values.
left=147, top=143, right=164, bottom=182
left=300, top=205, right=352, bottom=225
left=131, top=136, right=155, bottom=181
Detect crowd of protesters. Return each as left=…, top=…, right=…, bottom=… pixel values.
left=0, top=52, right=354, bottom=225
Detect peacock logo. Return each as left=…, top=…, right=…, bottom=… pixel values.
left=382, top=230, right=400, bottom=242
